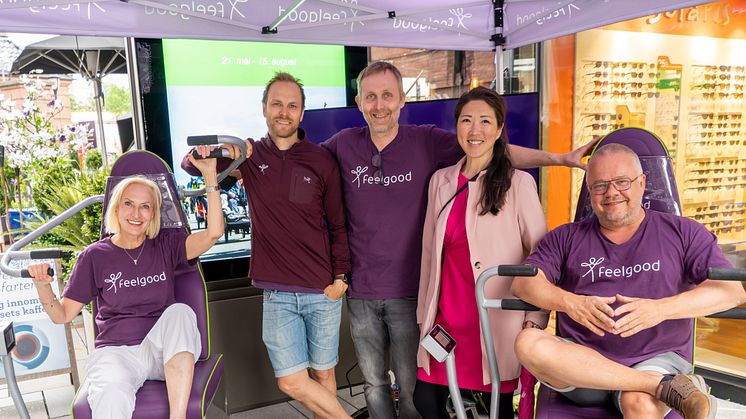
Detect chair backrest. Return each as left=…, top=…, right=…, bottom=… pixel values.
left=573, top=127, right=682, bottom=222
left=97, top=150, right=211, bottom=360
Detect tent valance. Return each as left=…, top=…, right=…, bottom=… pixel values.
left=0, top=0, right=710, bottom=51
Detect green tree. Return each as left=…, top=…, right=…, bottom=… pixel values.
left=70, top=96, right=94, bottom=112
left=104, top=84, right=132, bottom=116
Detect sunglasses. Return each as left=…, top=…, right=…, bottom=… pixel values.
left=371, top=152, right=383, bottom=183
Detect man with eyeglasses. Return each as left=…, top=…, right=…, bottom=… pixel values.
left=321, top=61, right=595, bottom=419
left=512, top=144, right=746, bottom=419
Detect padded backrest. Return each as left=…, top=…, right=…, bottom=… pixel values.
left=97, top=150, right=210, bottom=360
left=573, top=127, right=682, bottom=222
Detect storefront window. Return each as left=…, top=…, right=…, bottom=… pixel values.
left=503, top=44, right=539, bottom=94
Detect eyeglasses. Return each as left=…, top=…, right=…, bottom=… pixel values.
left=615, top=71, right=656, bottom=79
left=589, top=174, right=643, bottom=195
left=372, top=152, right=383, bottom=183
left=581, top=113, right=618, bottom=121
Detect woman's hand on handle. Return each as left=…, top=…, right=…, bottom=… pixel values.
left=188, top=145, right=219, bottom=175
left=28, top=263, right=53, bottom=285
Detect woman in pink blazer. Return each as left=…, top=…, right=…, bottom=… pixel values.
left=413, top=87, right=548, bottom=418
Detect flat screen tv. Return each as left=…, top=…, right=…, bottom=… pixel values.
left=136, top=38, right=364, bottom=265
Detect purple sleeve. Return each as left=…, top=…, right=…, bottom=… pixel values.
left=161, top=229, right=191, bottom=266
left=320, top=134, right=338, bottom=156
left=523, top=225, right=571, bottom=285
left=322, top=153, right=351, bottom=275
left=681, top=218, right=732, bottom=284
left=431, top=126, right=463, bottom=168
left=62, top=247, right=98, bottom=305
left=180, top=151, right=233, bottom=177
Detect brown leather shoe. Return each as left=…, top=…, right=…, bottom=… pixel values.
left=655, top=374, right=717, bottom=419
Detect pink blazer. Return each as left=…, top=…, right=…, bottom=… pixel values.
left=416, top=158, right=548, bottom=385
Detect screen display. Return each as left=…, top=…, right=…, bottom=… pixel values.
left=160, top=39, right=348, bottom=261
left=429, top=324, right=456, bottom=351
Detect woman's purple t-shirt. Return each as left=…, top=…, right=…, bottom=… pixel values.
left=524, top=210, right=732, bottom=366
left=63, top=229, right=190, bottom=348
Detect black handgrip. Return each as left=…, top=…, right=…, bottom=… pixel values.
left=708, top=268, right=746, bottom=281
left=29, top=249, right=63, bottom=259
left=502, top=299, right=541, bottom=311
left=191, top=148, right=230, bottom=159
left=187, top=135, right=219, bottom=146
left=497, top=265, right=538, bottom=277
left=20, top=267, right=55, bottom=278
left=706, top=308, right=746, bottom=320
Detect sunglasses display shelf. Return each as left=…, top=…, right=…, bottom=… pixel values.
left=682, top=65, right=746, bottom=243
left=571, top=60, right=663, bottom=207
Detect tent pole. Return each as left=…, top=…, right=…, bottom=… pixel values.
left=92, top=77, right=109, bottom=169
left=495, top=46, right=504, bottom=94
left=125, top=38, right=146, bottom=151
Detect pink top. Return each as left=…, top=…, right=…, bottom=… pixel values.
left=417, top=173, right=517, bottom=392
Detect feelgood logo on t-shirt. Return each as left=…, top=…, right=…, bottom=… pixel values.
left=350, top=165, right=413, bottom=188
left=104, top=271, right=167, bottom=294
left=580, top=257, right=661, bottom=282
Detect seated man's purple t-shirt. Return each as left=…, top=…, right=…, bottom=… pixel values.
left=524, top=210, right=732, bottom=366
left=322, top=125, right=462, bottom=299
left=63, top=229, right=190, bottom=348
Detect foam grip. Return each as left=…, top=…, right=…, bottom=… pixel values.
left=29, top=249, right=62, bottom=259
left=187, top=135, right=219, bottom=146
left=708, top=268, right=746, bottom=281
left=497, top=265, right=538, bottom=277
left=191, top=148, right=230, bottom=159
left=501, top=299, right=540, bottom=311
left=19, top=267, right=55, bottom=278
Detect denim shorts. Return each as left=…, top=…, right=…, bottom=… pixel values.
left=261, top=289, right=343, bottom=377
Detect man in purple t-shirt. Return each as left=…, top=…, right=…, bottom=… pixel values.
left=512, top=144, right=746, bottom=419
left=322, top=61, right=596, bottom=419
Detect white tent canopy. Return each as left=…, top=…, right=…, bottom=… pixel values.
left=0, top=0, right=710, bottom=51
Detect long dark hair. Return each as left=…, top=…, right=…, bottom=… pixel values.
left=454, top=86, right=513, bottom=216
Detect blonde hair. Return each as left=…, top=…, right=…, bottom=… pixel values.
left=104, top=176, right=162, bottom=239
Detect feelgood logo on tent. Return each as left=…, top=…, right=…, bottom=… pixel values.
left=581, top=257, right=661, bottom=282
left=350, top=166, right=412, bottom=188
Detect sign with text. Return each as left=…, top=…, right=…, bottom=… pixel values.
left=0, top=258, right=71, bottom=378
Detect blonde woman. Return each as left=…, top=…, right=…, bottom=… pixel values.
left=27, top=146, right=222, bottom=419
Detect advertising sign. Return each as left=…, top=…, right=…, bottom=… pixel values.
left=0, top=259, right=71, bottom=379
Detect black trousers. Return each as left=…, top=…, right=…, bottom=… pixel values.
left=413, top=379, right=514, bottom=419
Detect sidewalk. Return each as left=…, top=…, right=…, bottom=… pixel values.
left=2, top=313, right=745, bottom=418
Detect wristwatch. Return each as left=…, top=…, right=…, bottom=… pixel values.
left=335, top=273, right=350, bottom=285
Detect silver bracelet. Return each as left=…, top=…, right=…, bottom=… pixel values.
left=205, top=185, right=220, bottom=193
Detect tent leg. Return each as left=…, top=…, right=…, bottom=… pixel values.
left=125, top=37, right=146, bottom=151
left=93, top=78, right=109, bottom=169
left=495, top=46, right=504, bottom=94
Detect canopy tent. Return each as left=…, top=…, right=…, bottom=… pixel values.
left=7, top=35, right=126, bottom=77
left=0, top=1, right=712, bottom=51
left=0, top=0, right=712, bottom=149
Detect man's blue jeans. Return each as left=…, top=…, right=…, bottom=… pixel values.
left=347, top=297, right=421, bottom=419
